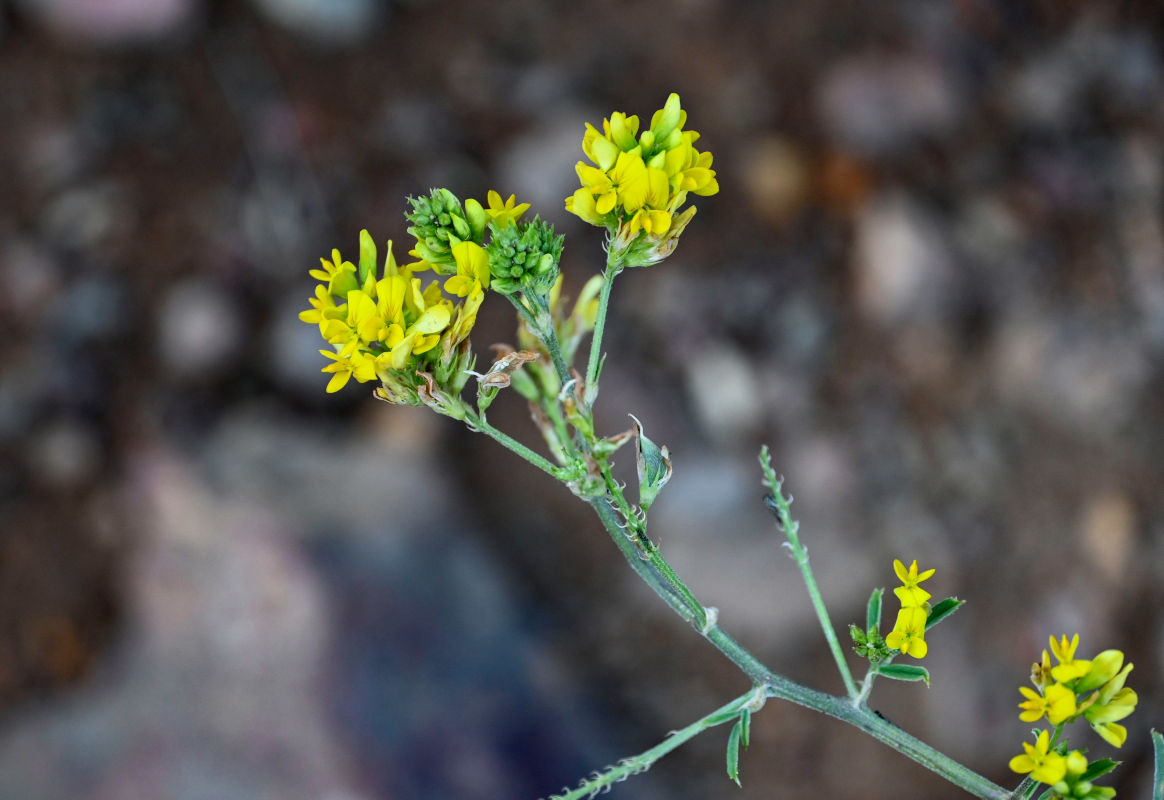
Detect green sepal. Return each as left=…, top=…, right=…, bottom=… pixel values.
left=650, top=93, right=682, bottom=142
left=866, top=587, right=883, bottom=633
left=358, top=229, right=377, bottom=284
left=726, top=717, right=743, bottom=786
left=464, top=198, right=486, bottom=242
left=878, top=664, right=930, bottom=686
left=925, top=597, right=964, bottom=631
left=850, top=624, right=867, bottom=645
left=1080, top=758, right=1121, bottom=782
left=630, top=414, right=672, bottom=513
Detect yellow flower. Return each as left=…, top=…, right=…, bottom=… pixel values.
left=565, top=92, right=717, bottom=266
left=310, top=249, right=359, bottom=299
left=320, top=342, right=376, bottom=393
left=483, top=190, right=530, bottom=228
left=885, top=606, right=928, bottom=658
left=1049, top=634, right=1092, bottom=683
left=303, top=230, right=483, bottom=398
left=1009, top=730, right=1067, bottom=785
left=1083, top=662, right=1136, bottom=747
left=892, top=559, right=935, bottom=608
left=1018, top=682, right=1076, bottom=724
left=576, top=150, right=649, bottom=215
left=446, top=240, right=491, bottom=296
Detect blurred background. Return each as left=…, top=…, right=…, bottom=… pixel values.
left=1, top=0, right=1162, bottom=798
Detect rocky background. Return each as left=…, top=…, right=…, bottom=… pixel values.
left=1, top=1, right=1162, bottom=798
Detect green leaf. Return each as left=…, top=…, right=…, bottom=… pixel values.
left=850, top=624, right=867, bottom=645
left=1151, top=729, right=1163, bottom=800
left=726, top=718, right=742, bottom=786
left=878, top=664, right=930, bottom=686
left=358, top=229, right=377, bottom=284
left=739, top=708, right=751, bottom=749
left=630, top=415, right=672, bottom=513
left=866, top=588, right=883, bottom=633
left=1036, top=788, right=1054, bottom=800
left=1079, top=758, right=1121, bottom=782
left=925, top=597, right=964, bottom=631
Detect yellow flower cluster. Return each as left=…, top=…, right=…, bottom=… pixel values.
left=1009, top=634, right=1137, bottom=793
left=884, top=559, right=933, bottom=659
left=565, top=93, right=718, bottom=262
left=299, top=230, right=486, bottom=397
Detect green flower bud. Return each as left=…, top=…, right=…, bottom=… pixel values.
left=485, top=216, right=564, bottom=297
left=405, top=188, right=479, bottom=273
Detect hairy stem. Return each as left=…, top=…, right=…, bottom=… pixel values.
left=543, top=686, right=764, bottom=800
left=759, top=446, right=859, bottom=699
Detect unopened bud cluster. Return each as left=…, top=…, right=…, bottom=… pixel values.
left=487, top=217, right=564, bottom=297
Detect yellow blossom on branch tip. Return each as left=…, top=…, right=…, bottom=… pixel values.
left=1009, top=730, right=1067, bottom=785
left=1018, top=682, right=1076, bottom=724
left=1049, top=634, right=1092, bottom=683
left=484, top=191, right=530, bottom=227
left=892, top=558, right=935, bottom=607
left=885, top=606, right=928, bottom=658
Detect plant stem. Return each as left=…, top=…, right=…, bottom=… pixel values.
left=586, top=498, right=1007, bottom=799
left=466, top=409, right=564, bottom=480
left=759, top=447, right=859, bottom=699
left=468, top=392, right=1008, bottom=798
left=510, top=295, right=572, bottom=387
left=1151, top=729, right=1163, bottom=800
left=543, top=686, right=765, bottom=800
left=583, top=254, right=620, bottom=407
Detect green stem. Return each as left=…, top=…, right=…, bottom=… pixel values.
left=510, top=295, right=572, bottom=387
left=583, top=254, right=620, bottom=407
left=1151, top=729, right=1163, bottom=800
left=466, top=409, right=564, bottom=480
left=587, top=498, right=1007, bottom=799
left=759, top=447, right=859, bottom=699
left=543, top=686, right=765, bottom=800
left=471, top=410, right=1008, bottom=798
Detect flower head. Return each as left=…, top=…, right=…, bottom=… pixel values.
left=565, top=93, right=717, bottom=267
left=1009, top=730, right=1067, bottom=785
left=301, top=230, right=485, bottom=401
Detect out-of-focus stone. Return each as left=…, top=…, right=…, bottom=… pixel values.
left=248, top=0, right=382, bottom=45
left=1078, top=491, right=1136, bottom=583
left=682, top=344, right=763, bottom=444
left=818, top=54, right=959, bottom=156
left=157, top=280, right=243, bottom=378
left=494, top=111, right=589, bottom=226
left=853, top=193, right=956, bottom=326
left=14, top=0, right=198, bottom=45
left=27, top=419, right=101, bottom=489
left=740, top=136, right=809, bottom=228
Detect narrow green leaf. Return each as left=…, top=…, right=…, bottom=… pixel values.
left=726, top=719, right=742, bottom=786
left=1079, top=758, right=1120, bottom=782
left=878, top=664, right=931, bottom=686
left=739, top=708, right=751, bottom=749
left=866, top=587, right=883, bottom=633
left=1036, top=788, right=1054, bottom=800
left=358, top=229, right=377, bottom=284
left=1151, top=729, right=1163, bottom=800
left=925, top=597, right=964, bottom=631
